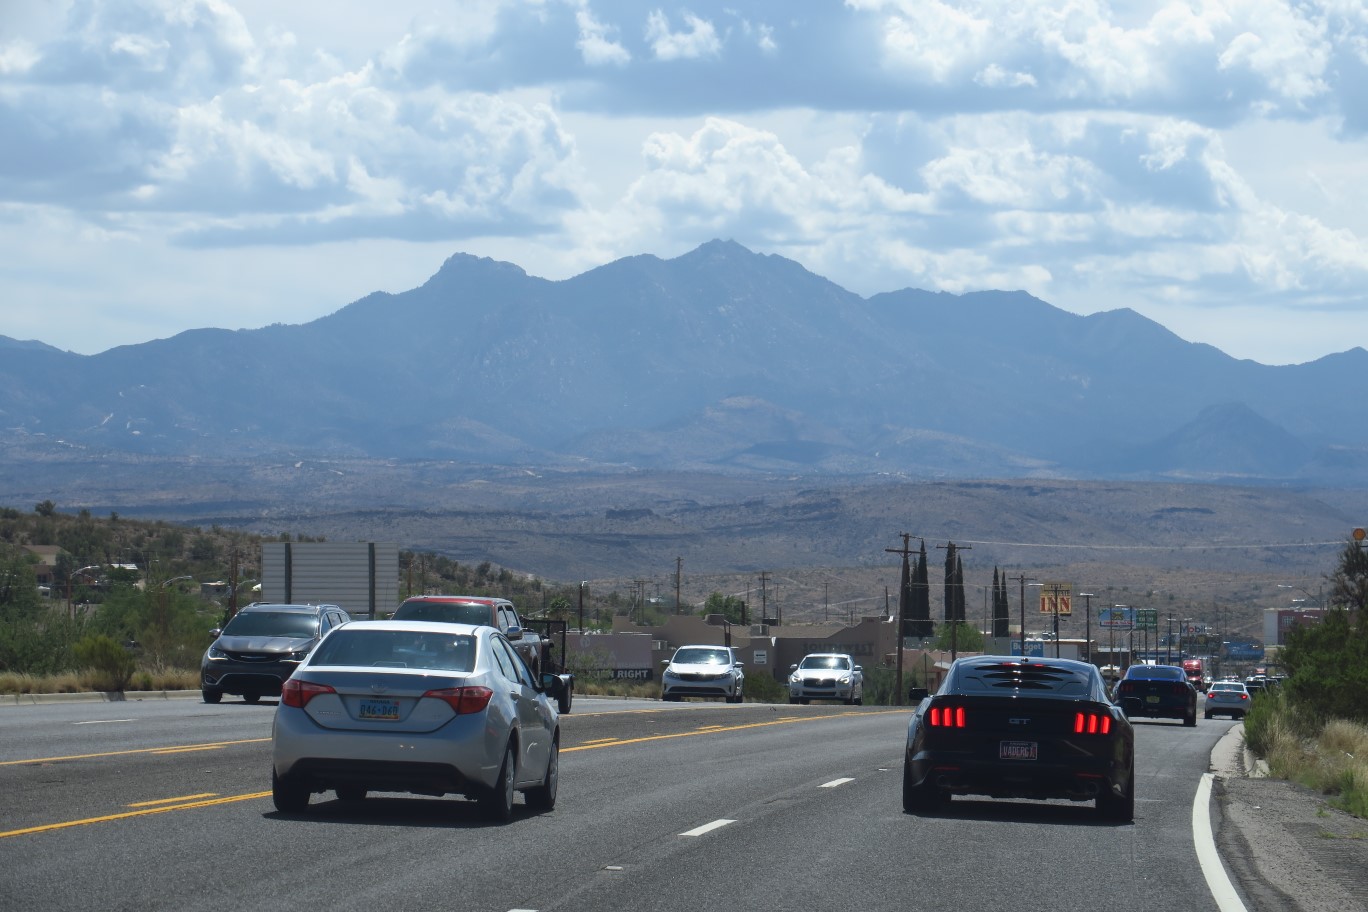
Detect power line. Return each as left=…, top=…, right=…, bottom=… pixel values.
left=917, top=537, right=1344, bottom=552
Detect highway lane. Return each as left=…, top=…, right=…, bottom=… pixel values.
left=1, top=698, right=1242, bottom=912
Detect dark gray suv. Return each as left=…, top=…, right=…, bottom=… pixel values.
left=200, top=603, right=351, bottom=704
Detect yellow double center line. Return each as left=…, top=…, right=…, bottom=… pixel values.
left=2, top=711, right=901, bottom=838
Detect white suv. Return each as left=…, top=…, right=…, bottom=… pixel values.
left=661, top=644, right=745, bottom=703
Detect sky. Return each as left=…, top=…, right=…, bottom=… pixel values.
left=2, top=0, right=1367, bottom=365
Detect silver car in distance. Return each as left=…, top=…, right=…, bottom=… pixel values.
left=271, top=620, right=565, bottom=822
left=788, top=652, right=864, bottom=705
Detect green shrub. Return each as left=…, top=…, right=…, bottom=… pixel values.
left=73, top=634, right=135, bottom=692
left=742, top=669, right=785, bottom=703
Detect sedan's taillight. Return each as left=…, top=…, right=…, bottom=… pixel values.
left=928, top=705, right=966, bottom=728
left=1073, top=711, right=1113, bottom=735
left=281, top=678, right=336, bottom=708
left=423, top=686, right=494, bottom=715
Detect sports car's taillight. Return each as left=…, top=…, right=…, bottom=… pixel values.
left=928, top=705, right=967, bottom=728
left=1073, top=710, right=1113, bottom=735
left=281, top=678, right=336, bottom=708
left=423, top=686, right=494, bottom=714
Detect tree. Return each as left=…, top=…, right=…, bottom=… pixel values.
left=1329, top=537, right=1368, bottom=612
left=1278, top=537, right=1368, bottom=723
left=701, top=591, right=745, bottom=624
left=911, top=539, right=931, bottom=637
left=934, top=621, right=984, bottom=653
left=34, top=500, right=56, bottom=517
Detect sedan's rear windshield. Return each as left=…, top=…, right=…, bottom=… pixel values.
left=1124, top=665, right=1185, bottom=681
left=673, top=647, right=731, bottom=665
left=954, top=661, right=1095, bottom=695
left=392, top=601, right=491, bottom=625
left=221, top=611, right=319, bottom=638
left=308, top=629, right=477, bottom=672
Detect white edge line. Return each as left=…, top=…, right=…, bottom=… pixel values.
left=679, top=818, right=736, bottom=837
left=1192, top=772, right=1249, bottom=912
left=819, top=777, right=855, bottom=788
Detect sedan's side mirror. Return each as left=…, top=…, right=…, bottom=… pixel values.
left=907, top=686, right=930, bottom=702
left=209, top=628, right=221, bottom=639
left=733, top=661, right=744, bottom=667
left=540, top=673, right=565, bottom=697
left=855, top=665, right=864, bottom=673
left=661, top=658, right=671, bottom=667
left=789, top=664, right=798, bottom=671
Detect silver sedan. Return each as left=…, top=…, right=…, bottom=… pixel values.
left=271, top=620, right=565, bottom=822
left=788, top=653, right=863, bottom=705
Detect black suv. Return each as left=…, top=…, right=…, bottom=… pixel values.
left=200, top=603, right=350, bottom=704
left=1113, top=663, right=1199, bottom=726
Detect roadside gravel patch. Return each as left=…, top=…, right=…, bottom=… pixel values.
left=1211, top=726, right=1368, bottom=912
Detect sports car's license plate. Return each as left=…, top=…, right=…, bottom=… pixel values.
left=1000, top=740, right=1037, bottom=760
left=359, top=698, right=399, bottom=721
left=1146, top=695, right=1161, bottom=703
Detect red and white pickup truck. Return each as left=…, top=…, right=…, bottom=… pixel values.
left=1181, top=657, right=1207, bottom=692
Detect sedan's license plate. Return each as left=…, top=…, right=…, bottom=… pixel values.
left=1000, top=740, right=1037, bottom=760
left=1146, top=695, right=1161, bottom=703
left=359, top=698, right=399, bottom=721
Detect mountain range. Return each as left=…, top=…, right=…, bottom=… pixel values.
left=4, top=239, right=1367, bottom=485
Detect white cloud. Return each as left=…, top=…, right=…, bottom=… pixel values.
left=576, top=9, right=630, bottom=66
left=644, top=9, right=722, bottom=61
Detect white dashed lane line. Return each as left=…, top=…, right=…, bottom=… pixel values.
left=819, top=777, right=855, bottom=788
left=679, top=819, right=737, bottom=837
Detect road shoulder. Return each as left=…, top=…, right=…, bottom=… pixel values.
left=1210, top=725, right=1368, bottom=912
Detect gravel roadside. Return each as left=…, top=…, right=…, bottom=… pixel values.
left=1211, top=726, right=1368, bottom=912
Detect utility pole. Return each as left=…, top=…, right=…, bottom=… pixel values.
left=1009, top=572, right=1037, bottom=659
left=674, top=557, right=682, bottom=615
left=758, top=572, right=771, bottom=625
left=886, top=533, right=916, bottom=706
left=633, top=579, right=647, bottom=624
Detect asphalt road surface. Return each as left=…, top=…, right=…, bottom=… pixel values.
left=0, top=695, right=1280, bottom=912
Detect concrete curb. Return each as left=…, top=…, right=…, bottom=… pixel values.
left=1210, top=722, right=1269, bottom=779
left=1, top=689, right=201, bottom=706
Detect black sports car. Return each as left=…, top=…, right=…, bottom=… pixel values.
left=902, top=655, right=1135, bottom=821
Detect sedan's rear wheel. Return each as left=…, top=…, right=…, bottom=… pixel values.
left=524, top=737, right=558, bottom=813
left=480, top=742, right=517, bottom=823
left=901, top=759, right=945, bottom=814
left=272, top=769, right=309, bottom=814
left=1097, top=772, right=1135, bottom=822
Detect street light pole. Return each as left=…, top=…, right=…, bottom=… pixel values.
left=1079, top=592, right=1095, bottom=666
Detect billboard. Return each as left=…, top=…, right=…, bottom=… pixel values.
left=1098, top=606, right=1134, bottom=629
left=1038, top=582, right=1072, bottom=616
